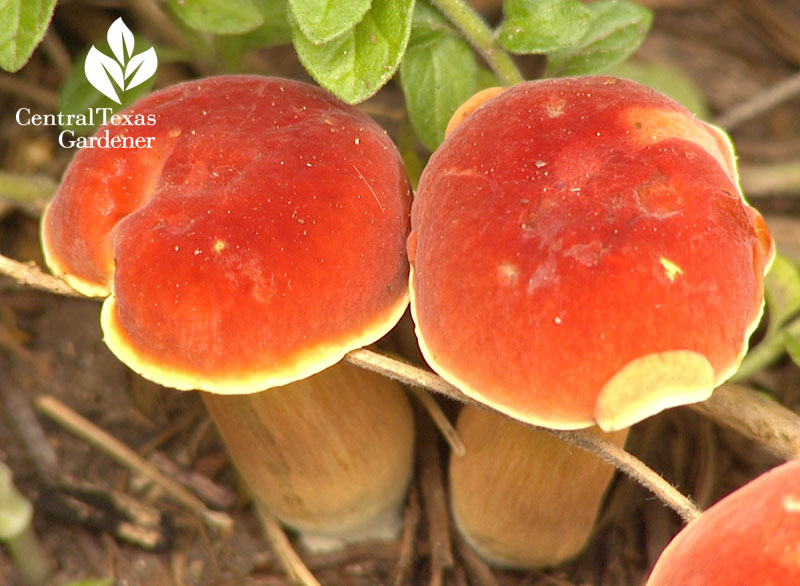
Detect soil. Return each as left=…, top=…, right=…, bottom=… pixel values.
left=1, top=1, right=799, bottom=585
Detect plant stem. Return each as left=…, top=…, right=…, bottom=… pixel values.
left=689, top=383, right=800, bottom=460
left=0, top=172, right=57, bottom=215
left=4, top=525, right=51, bottom=586
left=429, top=0, right=525, bottom=87
left=732, top=315, right=800, bottom=381
left=0, top=462, right=51, bottom=585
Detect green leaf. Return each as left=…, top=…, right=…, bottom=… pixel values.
left=167, top=0, right=267, bottom=35
left=292, top=0, right=415, bottom=104
left=605, top=60, right=710, bottom=118
left=215, top=0, right=293, bottom=69
left=476, top=66, right=502, bottom=91
left=399, top=2, right=477, bottom=150
left=545, top=0, right=653, bottom=77
left=289, top=0, right=371, bottom=44
left=241, top=0, right=293, bottom=46
left=497, top=0, right=591, bottom=54
left=59, top=38, right=158, bottom=136
left=765, top=254, right=800, bottom=335
left=782, top=328, right=800, bottom=368
left=0, top=0, right=57, bottom=72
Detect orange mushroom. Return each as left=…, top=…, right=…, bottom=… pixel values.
left=42, top=75, right=415, bottom=549
left=646, top=458, right=800, bottom=585
left=409, top=77, right=773, bottom=567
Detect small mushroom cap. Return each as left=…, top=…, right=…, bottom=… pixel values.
left=409, top=76, right=773, bottom=430
left=42, top=76, right=411, bottom=393
left=646, top=458, right=800, bottom=586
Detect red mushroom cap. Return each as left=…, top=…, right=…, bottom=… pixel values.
left=42, top=76, right=411, bottom=393
left=646, top=458, right=800, bottom=586
left=408, top=76, right=773, bottom=430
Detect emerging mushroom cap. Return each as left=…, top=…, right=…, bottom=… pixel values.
left=408, top=76, right=774, bottom=430
left=42, top=76, right=411, bottom=393
left=646, top=458, right=800, bottom=586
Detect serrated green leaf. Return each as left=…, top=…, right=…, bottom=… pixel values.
left=605, top=60, right=710, bottom=118
left=545, top=0, right=653, bottom=77
left=242, top=0, right=293, bottom=46
left=167, top=0, right=266, bottom=35
left=215, top=0, right=292, bottom=69
left=292, top=0, right=415, bottom=104
left=0, top=0, right=57, bottom=72
left=399, top=2, right=477, bottom=150
left=289, top=0, right=371, bottom=44
left=59, top=37, right=158, bottom=136
left=497, top=0, right=591, bottom=54
left=765, top=254, right=800, bottom=335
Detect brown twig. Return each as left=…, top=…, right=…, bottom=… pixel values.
left=418, top=419, right=454, bottom=586
left=454, top=537, right=500, bottom=586
left=0, top=73, right=60, bottom=110
left=255, top=503, right=322, bottom=586
left=0, top=253, right=84, bottom=298
left=406, top=385, right=465, bottom=457
left=739, top=161, right=800, bottom=196
left=689, top=383, right=800, bottom=460
left=34, top=395, right=233, bottom=531
left=392, top=485, right=422, bottom=586
left=713, top=69, right=800, bottom=130
left=0, top=371, right=58, bottom=475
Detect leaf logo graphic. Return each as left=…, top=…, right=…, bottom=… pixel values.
left=84, top=18, right=158, bottom=104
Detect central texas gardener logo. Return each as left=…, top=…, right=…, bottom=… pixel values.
left=85, top=18, right=157, bottom=104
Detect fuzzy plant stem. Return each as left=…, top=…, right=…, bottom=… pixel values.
left=429, top=0, right=525, bottom=87
left=0, top=462, right=51, bottom=585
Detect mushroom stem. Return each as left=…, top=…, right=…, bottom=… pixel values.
left=346, top=348, right=701, bottom=522
left=449, top=406, right=629, bottom=568
left=201, top=360, right=415, bottom=552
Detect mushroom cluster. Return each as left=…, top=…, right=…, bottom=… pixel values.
left=40, top=72, right=779, bottom=574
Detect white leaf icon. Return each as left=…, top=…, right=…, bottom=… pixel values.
left=84, top=18, right=158, bottom=104
left=125, top=47, right=158, bottom=90
left=84, top=46, right=125, bottom=104
left=107, top=18, right=134, bottom=64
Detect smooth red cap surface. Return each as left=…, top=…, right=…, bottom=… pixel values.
left=42, top=76, right=411, bottom=393
left=409, top=77, right=773, bottom=430
left=646, top=458, right=800, bottom=586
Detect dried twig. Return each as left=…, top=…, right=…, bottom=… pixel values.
left=713, top=69, right=800, bottom=129
left=689, top=383, right=800, bottom=460
left=0, top=73, right=60, bottom=110
left=0, top=253, right=83, bottom=298
left=0, top=374, right=58, bottom=475
left=34, top=395, right=233, bottom=531
left=418, top=419, right=454, bottom=586
left=255, top=503, right=322, bottom=586
left=454, top=537, right=500, bottom=586
left=392, top=484, right=422, bottom=586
